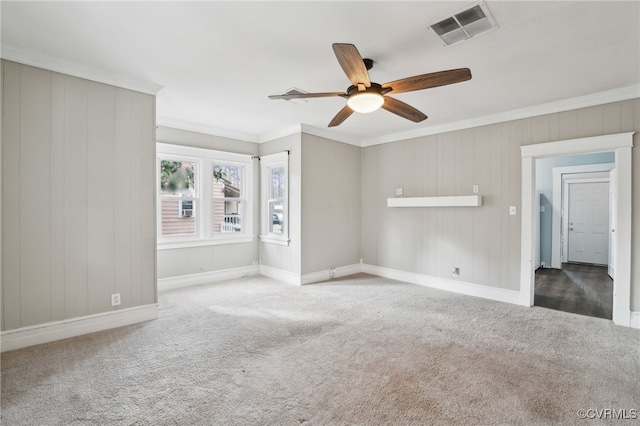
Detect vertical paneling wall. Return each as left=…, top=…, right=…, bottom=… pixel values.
left=362, top=123, right=521, bottom=290
left=2, top=61, right=157, bottom=331
left=301, top=134, right=361, bottom=275
left=362, top=99, right=639, bottom=300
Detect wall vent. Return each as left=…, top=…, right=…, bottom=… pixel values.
left=430, top=1, right=497, bottom=46
left=281, top=88, right=309, bottom=105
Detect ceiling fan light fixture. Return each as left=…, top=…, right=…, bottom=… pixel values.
left=347, top=92, right=384, bottom=113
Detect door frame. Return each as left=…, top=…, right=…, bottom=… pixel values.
left=520, top=132, right=634, bottom=327
left=551, top=163, right=614, bottom=268
left=562, top=177, right=610, bottom=264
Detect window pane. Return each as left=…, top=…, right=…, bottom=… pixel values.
left=161, top=198, right=197, bottom=236
left=269, top=200, right=284, bottom=234
left=160, top=160, right=196, bottom=196
left=213, top=165, right=242, bottom=198
left=271, top=166, right=285, bottom=199
left=213, top=200, right=242, bottom=233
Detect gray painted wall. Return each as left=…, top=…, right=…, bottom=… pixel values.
left=301, top=134, right=361, bottom=275
left=155, top=126, right=260, bottom=279
left=536, top=152, right=614, bottom=267
left=2, top=61, right=157, bottom=331
left=259, top=133, right=302, bottom=274
left=362, top=124, right=521, bottom=290
left=361, top=99, right=640, bottom=312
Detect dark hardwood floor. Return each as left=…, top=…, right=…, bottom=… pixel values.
left=534, top=263, right=613, bottom=320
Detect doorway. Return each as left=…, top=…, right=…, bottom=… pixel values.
left=534, top=158, right=614, bottom=320
left=520, top=132, right=634, bottom=327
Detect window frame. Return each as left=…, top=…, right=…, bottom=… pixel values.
left=260, top=151, right=289, bottom=246
left=157, top=143, right=254, bottom=250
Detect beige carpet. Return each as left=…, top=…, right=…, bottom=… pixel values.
left=2, top=273, right=639, bottom=425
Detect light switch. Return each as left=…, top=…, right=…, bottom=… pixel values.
left=509, top=206, right=517, bottom=216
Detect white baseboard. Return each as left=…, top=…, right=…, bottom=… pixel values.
left=300, top=264, right=362, bottom=285
left=630, top=311, right=640, bottom=329
left=1, top=304, right=159, bottom=352
left=158, top=265, right=260, bottom=291
left=361, top=264, right=523, bottom=306
left=259, top=264, right=301, bottom=285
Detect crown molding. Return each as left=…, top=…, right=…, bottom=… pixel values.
left=160, top=81, right=638, bottom=146
left=259, top=124, right=362, bottom=147
left=361, top=85, right=640, bottom=147
left=156, top=116, right=259, bottom=143
left=1, top=43, right=162, bottom=95
left=259, top=124, right=303, bottom=143
left=299, top=124, right=362, bottom=147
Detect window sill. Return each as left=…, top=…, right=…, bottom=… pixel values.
left=259, top=235, right=290, bottom=246
left=158, top=235, right=254, bottom=250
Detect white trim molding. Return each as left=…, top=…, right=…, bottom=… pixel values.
left=630, top=312, right=640, bottom=329
left=156, top=116, right=259, bottom=143
left=1, top=304, right=159, bottom=352
left=550, top=163, right=614, bottom=269
left=259, top=264, right=302, bottom=285
left=1, top=43, right=162, bottom=95
left=521, top=132, right=634, bottom=327
left=361, top=264, right=523, bottom=306
left=154, top=86, right=638, bottom=148
left=158, top=265, right=261, bottom=291
left=300, top=264, right=362, bottom=285
left=363, top=86, right=640, bottom=147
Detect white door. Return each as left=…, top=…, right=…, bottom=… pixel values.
left=608, top=169, right=616, bottom=277
left=568, top=181, right=610, bottom=265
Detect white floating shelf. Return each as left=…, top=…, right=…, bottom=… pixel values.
left=387, top=195, right=483, bottom=208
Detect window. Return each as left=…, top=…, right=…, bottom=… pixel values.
left=212, top=164, right=243, bottom=234
left=260, top=151, right=289, bottom=245
left=157, top=143, right=254, bottom=249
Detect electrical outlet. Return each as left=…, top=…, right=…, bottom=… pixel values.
left=472, top=184, right=479, bottom=194
left=111, top=293, right=121, bottom=307
left=395, top=187, right=403, bottom=196
left=330, top=268, right=336, bottom=278
left=452, top=267, right=460, bottom=277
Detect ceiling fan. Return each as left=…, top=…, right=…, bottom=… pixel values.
left=268, top=43, right=472, bottom=127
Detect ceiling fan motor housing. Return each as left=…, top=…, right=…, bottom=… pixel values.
left=347, top=82, right=383, bottom=96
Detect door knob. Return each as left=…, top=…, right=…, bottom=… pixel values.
left=570, top=227, right=574, bottom=231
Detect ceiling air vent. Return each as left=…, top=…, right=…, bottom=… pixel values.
left=430, top=1, right=497, bottom=46
left=281, top=88, right=309, bottom=105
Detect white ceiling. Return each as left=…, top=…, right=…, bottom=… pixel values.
left=2, top=1, right=639, bottom=145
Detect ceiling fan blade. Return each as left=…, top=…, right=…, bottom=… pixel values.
left=332, top=43, right=371, bottom=88
left=328, top=105, right=354, bottom=127
left=382, top=68, right=471, bottom=94
left=381, top=96, right=428, bottom=122
left=269, top=92, right=346, bottom=100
